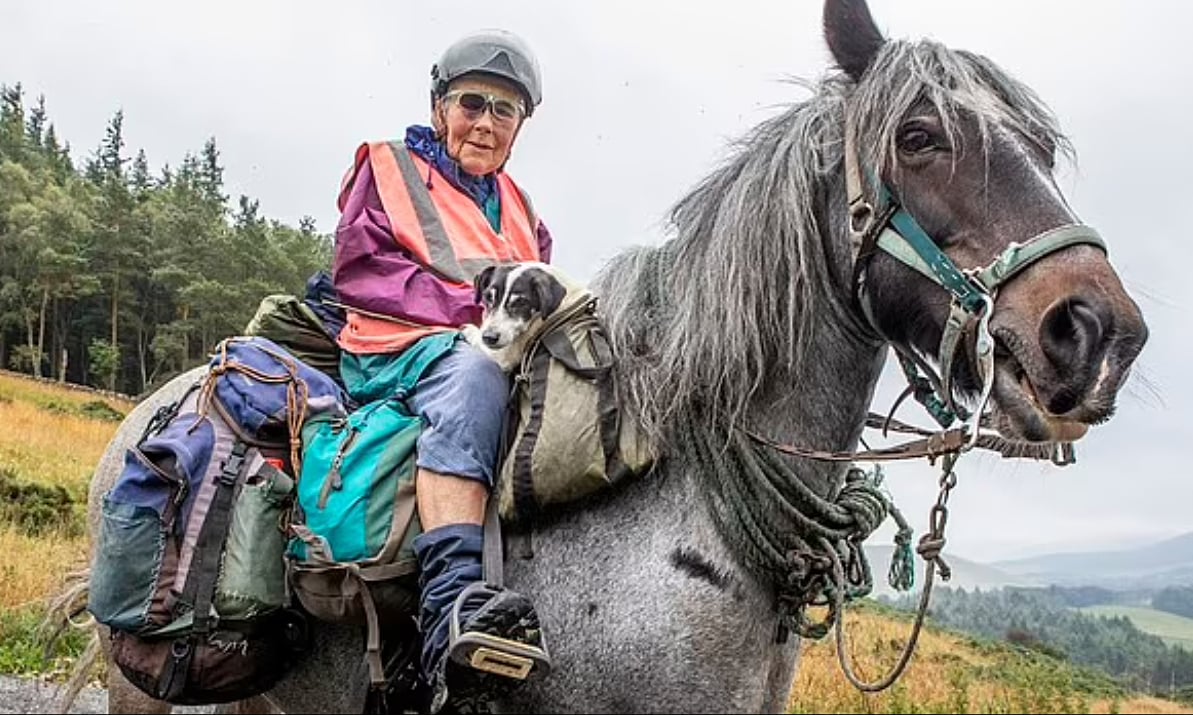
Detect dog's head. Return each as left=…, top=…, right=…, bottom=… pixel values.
left=473, top=262, right=568, bottom=349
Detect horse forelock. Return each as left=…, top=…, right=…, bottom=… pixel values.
left=850, top=41, right=1075, bottom=201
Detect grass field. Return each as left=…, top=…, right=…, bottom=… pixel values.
left=0, top=370, right=1189, bottom=713
left=1081, top=605, right=1193, bottom=650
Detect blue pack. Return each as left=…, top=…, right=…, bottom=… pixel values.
left=286, top=331, right=459, bottom=689
left=89, top=336, right=347, bottom=705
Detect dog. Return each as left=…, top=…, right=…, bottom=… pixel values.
left=463, top=261, right=579, bottom=372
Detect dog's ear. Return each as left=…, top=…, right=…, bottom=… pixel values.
left=531, top=270, right=567, bottom=317
left=473, top=266, right=496, bottom=305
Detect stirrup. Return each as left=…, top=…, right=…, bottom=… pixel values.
left=447, top=582, right=551, bottom=682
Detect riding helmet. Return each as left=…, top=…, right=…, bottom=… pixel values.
left=430, top=29, right=543, bottom=117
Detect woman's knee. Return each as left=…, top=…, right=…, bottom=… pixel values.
left=443, top=343, right=510, bottom=404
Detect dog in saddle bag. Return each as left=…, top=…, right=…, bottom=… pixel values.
left=497, top=290, right=657, bottom=522
left=88, top=336, right=347, bottom=705
left=286, top=331, right=459, bottom=689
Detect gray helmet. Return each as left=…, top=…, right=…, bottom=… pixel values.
left=430, top=29, right=542, bottom=117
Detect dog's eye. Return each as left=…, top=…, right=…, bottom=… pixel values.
left=483, top=288, right=497, bottom=305
left=507, top=296, right=526, bottom=308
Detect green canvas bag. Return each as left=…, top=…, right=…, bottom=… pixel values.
left=497, top=292, right=656, bottom=522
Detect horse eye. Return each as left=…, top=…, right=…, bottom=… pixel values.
left=897, top=127, right=935, bottom=154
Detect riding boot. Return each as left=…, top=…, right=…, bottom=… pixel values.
left=413, top=523, right=550, bottom=713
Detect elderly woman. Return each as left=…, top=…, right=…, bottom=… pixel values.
left=331, top=29, right=552, bottom=711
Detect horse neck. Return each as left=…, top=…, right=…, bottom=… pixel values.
left=671, top=194, right=890, bottom=594
left=740, top=322, right=887, bottom=499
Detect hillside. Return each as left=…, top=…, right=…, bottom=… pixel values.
left=994, top=533, right=1193, bottom=589
left=792, top=600, right=1192, bottom=714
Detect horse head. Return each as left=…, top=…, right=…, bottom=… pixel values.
left=824, top=0, right=1147, bottom=449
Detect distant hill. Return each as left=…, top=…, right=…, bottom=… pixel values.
left=864, top=543, right=1038, bottom=597
left=992, top=532, right=1193, bottom=589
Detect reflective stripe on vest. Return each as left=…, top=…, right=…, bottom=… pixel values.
left=365, top=141, right=540, bottom=286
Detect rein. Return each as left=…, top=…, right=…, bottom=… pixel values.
left=744, top=112, right=1107, bottom=693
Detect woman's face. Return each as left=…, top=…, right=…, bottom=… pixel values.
left=434, top=75, right=527, bottom=176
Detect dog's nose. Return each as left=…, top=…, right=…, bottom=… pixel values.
left=482, top=331, right=501, bottom=347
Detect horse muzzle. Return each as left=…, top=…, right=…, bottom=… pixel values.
left=988, top=277, right=1149, bottom=444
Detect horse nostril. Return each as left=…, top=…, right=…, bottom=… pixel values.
left=1041, top=299, right=1107, bottom=360
left=1038, top=297, right=1112, bottom=412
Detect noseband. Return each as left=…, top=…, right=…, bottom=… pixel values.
left=843, top=117, right=1106, bottom=458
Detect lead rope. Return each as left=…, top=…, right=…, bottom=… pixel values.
left=824, top=452, right=958, bottom=691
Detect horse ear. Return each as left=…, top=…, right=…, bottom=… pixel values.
left=823, top=0, right=886, bottom=82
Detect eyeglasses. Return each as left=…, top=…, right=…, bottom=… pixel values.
left=442, top=90, right=525, bottom=124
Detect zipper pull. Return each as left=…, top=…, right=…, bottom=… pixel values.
left=318, top=427, right=358, bottom=509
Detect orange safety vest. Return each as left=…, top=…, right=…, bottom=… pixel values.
left=335, top=141, right=543, bottom=354
left=339, top=140, right=541, bottom=286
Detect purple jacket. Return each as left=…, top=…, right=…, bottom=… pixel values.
left=332, top=153, right=554, bottom=329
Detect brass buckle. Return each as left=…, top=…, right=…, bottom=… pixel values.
left=468, top=646, right=534, bottom=680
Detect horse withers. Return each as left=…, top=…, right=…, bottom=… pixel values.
left=66, top=0, right=1147, bottom=712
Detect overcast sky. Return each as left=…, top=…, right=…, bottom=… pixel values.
left=2, top=0, right=1188, bottom=562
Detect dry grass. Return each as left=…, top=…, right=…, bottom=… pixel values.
left=790, top=604, right=1193, bottom=714
left=1, top=372, right=1191, bottom=713
left=0, top=373, right=126, bottom=609
left=0, top=525, right=89, bottom=611
left=0, top=375, right=129, bottom=496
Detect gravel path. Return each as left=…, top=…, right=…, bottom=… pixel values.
left=0, top=675, right=107, bottom=714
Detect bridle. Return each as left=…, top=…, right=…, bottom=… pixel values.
left=843, top=115, right=1107, bottom=458
left=743, top=106, right=1110, bottom=692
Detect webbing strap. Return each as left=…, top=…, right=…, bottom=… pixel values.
left=510, top=347, right=553, bottom=520
left=179, top=440, right=248, bottom=631
left=159, top=440, right=249, bottom=700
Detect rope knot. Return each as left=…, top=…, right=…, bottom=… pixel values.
left=916, top=534, right=951, bottom=581
left=836, top=467, right=889, bottom=539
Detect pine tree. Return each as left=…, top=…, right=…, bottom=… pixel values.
left=0, top=84, right=26, bottom=162
left=85, top=110, right=138, bottom=390
left=25, top=94, right=46, bottom=150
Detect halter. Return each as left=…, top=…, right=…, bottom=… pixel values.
left=843, top=117, right=1107, bottom=457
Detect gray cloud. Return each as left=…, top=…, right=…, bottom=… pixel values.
left=2, top=0, right=1188, bottom=562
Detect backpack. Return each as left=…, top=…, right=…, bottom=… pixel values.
left=496, top=292, right=657, bottom=522
left=88, top=336, right=347, bottom=705
left=286, top=331, right=460, bottom=689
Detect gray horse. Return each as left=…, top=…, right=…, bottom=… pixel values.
left=67, top=0, right=1148, bottom=712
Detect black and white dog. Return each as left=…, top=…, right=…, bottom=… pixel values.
left=464, top=262, right=577, bottom=372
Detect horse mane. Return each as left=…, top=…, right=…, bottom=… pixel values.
left=592, top=38, right=1073, bottom=448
